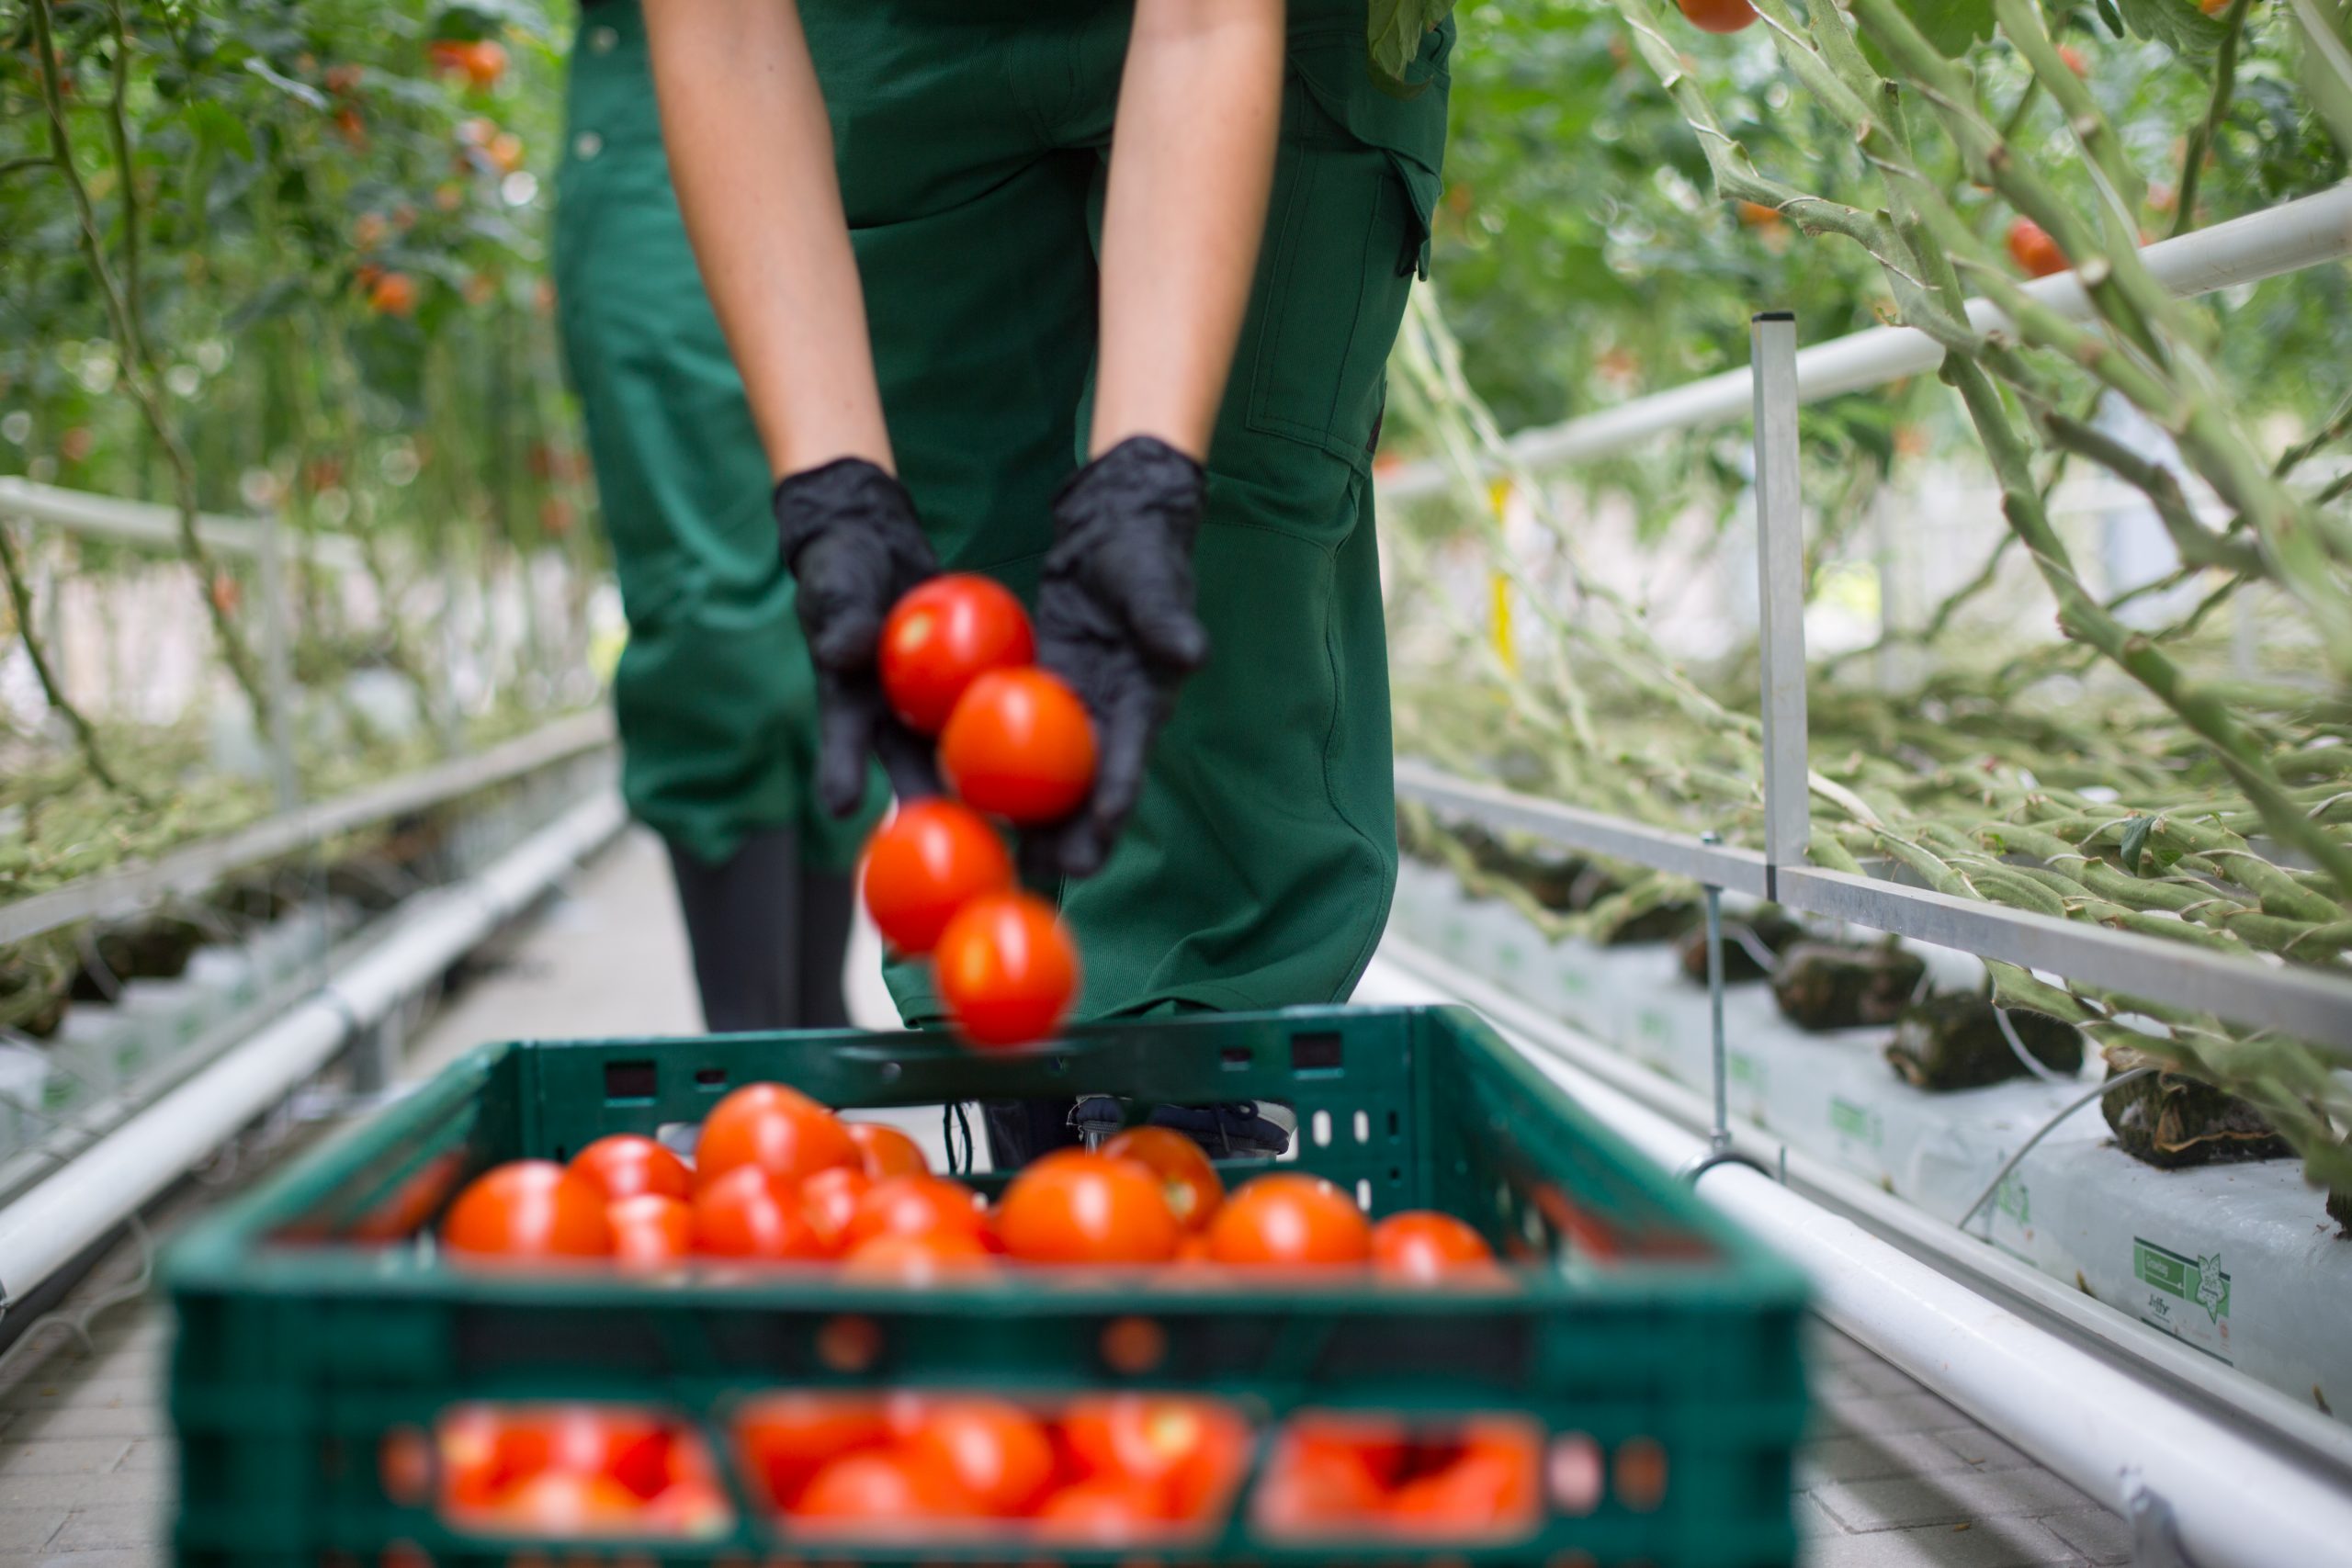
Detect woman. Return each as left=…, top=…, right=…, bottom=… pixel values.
left=553, top=1, right=888, bottom=1032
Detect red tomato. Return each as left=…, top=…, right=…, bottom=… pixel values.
left=1369, top=1211, right=1499, bottom=1283
left=1386, top=1425, right=1540, bottom=1537
left=484, top=1467, right=645, bottom=1534
left=843, top=1175, right=989, bottom=1249
left=1061, top=1394, right=1248, bottom=1520
left=799, top=1166, right=872, bottom=1255
left=436, top=1405, right=520, bottom=1508
left=996, top=1151, right=1181, bottom=1265
left=860, top=800, right=1014, bottom=955
left=937, top=668, right=1096, bottom=823
left=736, top=1394, right=888, bottom=1509
left=641, top=1476, right=733, bottom=1537
left=1254, top=1432, right=1391, bottom=1536
left=1102, top=1126, right=1225, bottom=1232
left=878, top=573, right=1036, bottom=733
left=500, top=1406, right=676, bottom=1499
left=694, top=1082, right=858, bottom=1189
left=2007, top=217, right=2069, bottom=277
left=793, top=1448, right=975, bottom=1529
left=689, top=1166, right=825, bottom=1260
left=569, top=1134, right=691, bottom=1202
left=442, top=1161, right=612, bottom=1261
left=933, top=891, right=1080, bottom=1047
left=841, top=1229, right=996, bottom=1282
left=462, top=39, right=508, bottom=88
left=367, top=270, right=416, bottom=316
left=846, top=1120, right=930, bottom=1179
left=1676, top=0, right=1758, bottom=30
left=1206, top=1174, right=1372, bottom=1268
left=607, top=1194, right=692, bottom=1271
left=1033, top=1476, right=1170, bottom=1541
left=903, top=1399, right=1056, bottom=1515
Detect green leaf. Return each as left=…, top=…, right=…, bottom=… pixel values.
left=1893, top=0, right=1996, bottom=56
left=180, top=99, right=254, bottom=162
left=2120, top=815, right=2154, bottom=875
left=2094, top=0, right=2127, bottom=36
left=1368, top=0, right=1455, bottom=98
left=2112, top=0, right=2228, bottom=61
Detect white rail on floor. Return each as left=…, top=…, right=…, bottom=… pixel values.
left=0, top=790, right=627, bottom=1309
left=1361, top=944, right=2352, bottom=1568
left=0, top=475, right=364, bottom=570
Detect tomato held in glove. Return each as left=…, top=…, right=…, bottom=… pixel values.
left=1369, top=1210, right=1500, bottom=1283
left=695, top=1081, right=858, bottom=1188
left=1206, top=1173, right=1371, bottom=1267
left=879, top=573, right=1036, bottom=733
left=860, top=799, right=1014, bottom=955
left=607, top=1194, right=693, bottom=1270
left=1102, top=1125, right=1225, bottom=1232
left=569, top=1134, right=691, bottom=1202
left=998, top=1151, right=1181, bottom=1264
left=690, top=1166, right=826, bottom=1260
left=938, top=668, right=1096, bottom=823
left=443, top=1161, right=612, bottom=1261
left=933, top=891, right=1080, bottom=1047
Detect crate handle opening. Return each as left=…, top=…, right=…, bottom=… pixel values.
left=603, top=1060, right=658, bottom=1102
left=1288, top=1032, right=1343, bottom=1072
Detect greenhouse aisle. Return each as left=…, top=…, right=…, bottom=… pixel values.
left=0, top=831, right=2132, bottom=1566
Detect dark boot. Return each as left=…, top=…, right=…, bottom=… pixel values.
left=664, top=829, right=805, bottom=1033
left=795, top=865, right=858, bottom=1031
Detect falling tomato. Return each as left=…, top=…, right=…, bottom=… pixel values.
left=860, top=799, right=1014, bottom=956
left=933, top=890, right=1080, bottom=1047
left=937, top=667, right=1097, bottom=823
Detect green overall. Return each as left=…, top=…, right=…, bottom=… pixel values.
left=553, top=19, right=885, bottom=874
left=559, top=0, right=1451, bottom=1023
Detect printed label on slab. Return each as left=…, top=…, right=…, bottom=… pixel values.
left=2135, top=1236, right=2233, bottom=1337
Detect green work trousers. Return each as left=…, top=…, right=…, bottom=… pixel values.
left=560, top=0, right=1451, bottom=1022
left=552, top=16, right=884, bottom=873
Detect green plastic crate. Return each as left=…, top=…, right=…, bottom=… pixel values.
left=166, top=1004, right=1808, bottom=1566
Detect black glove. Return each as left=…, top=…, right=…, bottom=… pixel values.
left=773, top=457, right=942, bottom=815
left=1026, top=435, right=1210, bottom=879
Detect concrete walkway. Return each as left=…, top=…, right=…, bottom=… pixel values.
left=0, top=829, right=2131, bottom=1566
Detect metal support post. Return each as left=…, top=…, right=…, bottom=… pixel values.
left=1750, top=313, right=1810, bottom=898
left=1679, top=832, right=1769, bottom=1184
left=255, top=502, right=300, bottom=814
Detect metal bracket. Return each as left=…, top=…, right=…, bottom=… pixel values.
left=1069, top=1095, right=1123, bottom=1152
left=1750, top=312, right=1810, bottom=904
left=2121, top=1471, right=2199, bottom=1568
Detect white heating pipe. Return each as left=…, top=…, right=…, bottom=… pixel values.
left=1355, top=953, right=2352, bottom=1568
left=0, top=791, right=626, bottom=1306
left=1380, top=183, right=2352, bottom=500
left=0, top=475, right=365, bottom=571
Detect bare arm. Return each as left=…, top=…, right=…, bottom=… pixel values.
left=1091, top=0, right=1286, bottom=461
left=643, top=0, right=891, bottom=477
